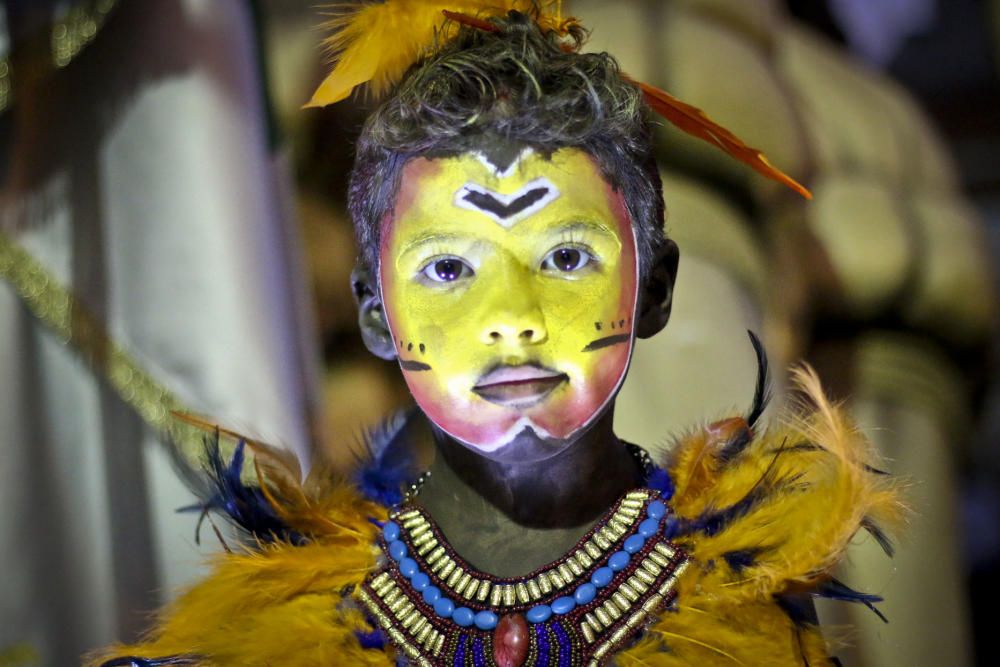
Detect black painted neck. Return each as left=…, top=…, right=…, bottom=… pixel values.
left=418, top=407, right=642, bottom=530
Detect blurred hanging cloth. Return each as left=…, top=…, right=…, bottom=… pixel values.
left=0, top=0, right=320, bottom=664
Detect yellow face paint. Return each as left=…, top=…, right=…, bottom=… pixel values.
left=379, top=148, right=639, bottom=453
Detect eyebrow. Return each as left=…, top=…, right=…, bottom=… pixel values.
left=549, top=220, right=618, bottom=240
left=399, top=233, right=466, bottom=257
left=398, top=220, right=618, bottom=257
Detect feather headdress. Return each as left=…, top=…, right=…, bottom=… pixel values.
left=305, top=0, right=811, bottom=198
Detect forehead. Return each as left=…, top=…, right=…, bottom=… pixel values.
left=386, top=148, right=629, bottom=241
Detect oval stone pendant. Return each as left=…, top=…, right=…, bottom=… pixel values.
left=492, top=613, right=529, bottom=667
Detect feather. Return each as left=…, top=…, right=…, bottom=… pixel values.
left=663, top=364, right=907, bottom=612
left=744, top=330, right=771, bottom=429
left=628, top=78, right=812, bottom=199
left=815, top=579, right=888, bottom=624
left=352, top=409, right=421, bottom=506
left=176, top=435, right=306, bottom=545
left=646, top=466, right=676, bottom=500
left=305, top=0, right=555, bottom=108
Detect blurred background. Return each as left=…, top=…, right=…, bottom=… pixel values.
left=0, top=0, right=996, bottom=665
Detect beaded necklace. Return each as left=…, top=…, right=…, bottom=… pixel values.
left=357, top=446, right=688, bottom=667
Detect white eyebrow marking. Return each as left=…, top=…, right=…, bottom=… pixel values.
left=453, top=177, right=562, bottom=228
left=472, top=147, right=535, bottom=179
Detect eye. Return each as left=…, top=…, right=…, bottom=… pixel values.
left=542, top=247, right=593, bottom=272
left=421, top=257, right=474, bottom=283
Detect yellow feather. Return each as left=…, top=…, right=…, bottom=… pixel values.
left=663, top=364, right=906, bottom=607
left=305, top=0, right=556, bottom=108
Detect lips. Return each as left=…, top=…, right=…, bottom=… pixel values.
left=472, top=364, right=568, bottom=408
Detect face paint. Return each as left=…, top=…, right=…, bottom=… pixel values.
left=379, top=148, right=639, bottom=454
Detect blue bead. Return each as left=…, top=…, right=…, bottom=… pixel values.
left=574, top=583, right=597, bottom=606
left=551, top=596, right=576, bottom=615
left=591, top=567, right=614, bottom=588
left=526, top=605, right=553, bottom=624
left=433, top=597, right=455, bottom=618
left=388, top=540, right=407, bottom=561
left=423, top=586, right=442, bottom=604
left=399, top=557, right=418, bottom=578
left=624, top=534, right=646, bottom=554
left=474, top=610, right=498, bottom=630
left=608, top=551, right=630, bottom=571
left=382, top=521, right=401, bottom=542
left=647, top=500, right=667, bottom=519
left=411, top=572, right=430, bottom=591
left=452, top=607, right=475, bottom=627
left=638, top=518, right=660, bottom=538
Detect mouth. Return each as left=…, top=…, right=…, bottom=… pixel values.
left=472, top=364, right=568, bottom=408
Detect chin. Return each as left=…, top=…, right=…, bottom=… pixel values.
left=458, top=424, right=579, bottom=464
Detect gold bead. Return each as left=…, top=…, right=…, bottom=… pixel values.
left=566, top=556, right=583, bottom=577
left=425, top=546, right=446, bottom=565
left=584, top=541, right=602, bottom=559
left=635, top=568, right=656, bottom=586
left=416, top=537, right=439, bottom=556
left=641, top=559, right=663, bottom=577
left=516, top=583, right=531, bottom=604
left=581, top=620, right=596, bottom=644
left=476, top=580, right=491, bottom=602
left=503, top=585, right=516, bottom=606
left=452, top=571, right=470, bottom=594
left=654, top=543, right=676, bottom=560
left=527, top=579, right=542, bottom=600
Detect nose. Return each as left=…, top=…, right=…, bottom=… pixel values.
left=479, top=269, right=548, bottom=347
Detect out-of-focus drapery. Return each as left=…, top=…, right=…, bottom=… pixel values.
left=0, top=1, right=319, bottom=663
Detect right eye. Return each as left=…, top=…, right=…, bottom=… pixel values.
left=421, top=258, right=474, bottom=283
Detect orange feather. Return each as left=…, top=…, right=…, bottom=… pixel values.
left=631, top=78, right=812, bottom=199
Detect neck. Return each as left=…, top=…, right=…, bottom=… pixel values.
left=419, top=408, right=642, bottom=530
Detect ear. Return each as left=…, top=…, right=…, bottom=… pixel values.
left=635, top=239, right=679, bottom=339
left=351, top=263, right=397, bottom=360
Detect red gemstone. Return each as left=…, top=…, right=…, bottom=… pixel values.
left=493, top=613, right=530, bottom=667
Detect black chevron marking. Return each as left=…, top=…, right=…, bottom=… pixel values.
left=462, top=187, right=551, bottom=220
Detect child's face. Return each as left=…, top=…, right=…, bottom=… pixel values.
left=379, top=148, right=639, bottom=456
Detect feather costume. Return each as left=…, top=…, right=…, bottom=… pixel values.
left=88, top=365, right=903, bottom=666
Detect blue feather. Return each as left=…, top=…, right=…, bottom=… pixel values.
left=646, top=467, right=675, bottom=500
left=355, top=627, right=387, bottom=650
left=177, top=434, right=305, bottom=545
left=723, top=548, right=765, bottom=575
left=815, top=578, right=888, bottom=623
left=352, top=410, right=421, bottom=506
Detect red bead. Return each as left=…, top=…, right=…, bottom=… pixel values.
left=493, top=613, right=529, bottom=667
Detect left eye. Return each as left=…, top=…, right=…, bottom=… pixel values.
left=542, top=247, right=592, bottom=272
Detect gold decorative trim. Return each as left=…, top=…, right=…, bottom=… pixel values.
left=394, top=490, right=653, bottom=604
left=0, top=231, right=236, bottom=472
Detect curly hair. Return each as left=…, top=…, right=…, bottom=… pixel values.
left=348, top=10, right=665, bottom=276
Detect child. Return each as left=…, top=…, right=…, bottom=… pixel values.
left=91, top=5, right=901, bottom=666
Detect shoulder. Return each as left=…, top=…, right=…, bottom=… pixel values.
left=620, top=366, right=904, bottom=665
left=88, top=413, right=425, bottom=667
